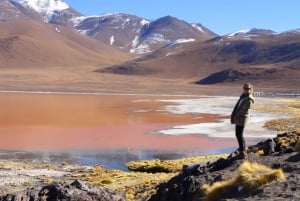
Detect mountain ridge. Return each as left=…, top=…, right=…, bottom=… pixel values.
left=0, top=0, right=299, bottom=91
left=17, top=0, right=217, bottom=55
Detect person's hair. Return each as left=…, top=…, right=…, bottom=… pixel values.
left=243, top=83, right=253, bottom=94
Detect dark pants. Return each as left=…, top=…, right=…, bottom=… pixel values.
left=235, top=125, right=245, bottom=152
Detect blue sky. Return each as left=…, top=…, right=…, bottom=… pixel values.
left=64, top=0, right=299, bottom=35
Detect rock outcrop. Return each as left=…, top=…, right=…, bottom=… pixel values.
left=0, top=180, right=125, bottom=201
left=149, top=131, right=300, bottom=201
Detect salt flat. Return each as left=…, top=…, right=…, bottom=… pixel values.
left=156, top=96, right=293, bottom=138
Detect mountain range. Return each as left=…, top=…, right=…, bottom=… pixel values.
left=0, top=0, right=299, bottom=92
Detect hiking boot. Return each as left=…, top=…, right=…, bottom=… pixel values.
left=237, top=150, right=247, bottom=159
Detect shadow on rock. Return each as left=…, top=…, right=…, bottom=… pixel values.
left=0, top=180, right=125, bottom=201
left=149, top=131, right=300, bottom=201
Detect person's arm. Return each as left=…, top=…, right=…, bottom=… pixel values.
left=236, top=99, right=251, bottom=117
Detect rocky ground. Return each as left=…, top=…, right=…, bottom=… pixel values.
left=0, top=152, right=228, bottom=200
left=149, top=131, right=300, bottom=201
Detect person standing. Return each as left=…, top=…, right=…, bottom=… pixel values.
left=231, top=83, right=255, bottom=158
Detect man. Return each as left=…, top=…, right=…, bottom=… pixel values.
left=231, top=83, right=254, bottom=159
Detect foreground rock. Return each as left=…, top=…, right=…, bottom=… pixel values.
left=149, top=131, right=300, bottom=201
left=0, top=180, right=125, bottom=201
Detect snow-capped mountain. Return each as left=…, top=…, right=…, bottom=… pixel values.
left=134, top=16, right=211, bottom=55
left=74, top=13, right=151, bottom=54
left=17, top=0, right=216, bottom=55
left=74, top=14, right=216, bottom=55
left=20, top=0, right=82, bottom=26
left=0, top=0, right=41, bottom=21
left=227, top=28, right=276, bottom=38
left=20, top=0, right=69, bottom=21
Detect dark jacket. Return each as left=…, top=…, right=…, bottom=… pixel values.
left=231, top=93, right=254, bottom=126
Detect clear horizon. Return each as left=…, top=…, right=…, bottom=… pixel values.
left=62, top=0, right=300, bottom=35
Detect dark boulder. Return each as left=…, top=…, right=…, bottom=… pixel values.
left=0, top=180, right=125, bottom=201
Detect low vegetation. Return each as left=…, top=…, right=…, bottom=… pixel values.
left=125, top=154, right=228, bottom=173
left=80, top=154, right=227, bottom=200
left=201, top=161, right=285, bottom=201
left=81, top=165, right=176, bottom=201
left=253, top=98, right=300, bottom=132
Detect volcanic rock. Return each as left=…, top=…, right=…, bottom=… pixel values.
left=0, top=180, right=125, bottom=201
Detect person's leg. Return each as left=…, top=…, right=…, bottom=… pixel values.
left=235, top=125, right=246, bottom=153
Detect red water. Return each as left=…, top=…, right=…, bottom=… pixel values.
left=0, top=93, right=237, bottom=152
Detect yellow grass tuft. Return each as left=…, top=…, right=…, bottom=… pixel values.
left=237, top=161, right=285, bottom=189
left=62, top=161, right=69, bottom=167
left=42, top=177, right=53, bottom=184
left=201, top=161, right=285, bottom=201
left=202, top=179, right=236, bottom=201
left=82, top=165, right=176, bottom=201
left=256, top=150, right=264, bottom=156
left=125, top=154, right=228, bottom=173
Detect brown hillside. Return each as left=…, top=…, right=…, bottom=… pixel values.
left=98, top=34, right=300, bottom=90
left=0, top=19, right=132, bottom=68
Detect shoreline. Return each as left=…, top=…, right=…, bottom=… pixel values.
left=0, top=90, right=205, bottom=97
left=0, top=147, right=235, bottom=171
left=0, top=89, right=299, bottom=98
left=0, top=135, right=261, bottom=171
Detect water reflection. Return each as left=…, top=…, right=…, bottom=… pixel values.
left=0, top=148, right=234, bottom=171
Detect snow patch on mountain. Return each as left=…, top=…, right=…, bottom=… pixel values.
left=110, top=35, right=115, bottom=45
left=130, top=36, right=150, bottom=55
left=227, top=29, right=251, bottom=37
left=130, top=43, right=151, bottom=55
left=71, top=16, right=89, bottom=27
left=164, top=39, right=195, bottom=57
left=20, top=0, right=69, bottom=21
left=227, top=28, right=276, bottom=38
left=172, top=38, right=195, bottom=45
left=130, top=34, right=194, bottom=55
left=140, top=19, right=150, bottom=26
left=131, top=36, right=139, bottom=48
left=192, top=24, right=205, bottom=32
left=147, top=33, right=169, bottom=43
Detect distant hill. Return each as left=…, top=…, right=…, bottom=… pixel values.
left=0, top=19, right=131, bottom=68
left=98, top=30, right=300, bottom=88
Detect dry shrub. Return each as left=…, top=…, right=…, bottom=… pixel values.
left=237, top=161, right=284, bottom=189
left=256, top=150, right=264, bottom=156
left=83, top=165, right=176, bottom=201
left=125, top=154, right=228, bottom=173
left=201, top=161, right=285, bottom=201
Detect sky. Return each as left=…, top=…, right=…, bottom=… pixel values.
left=63, top=0, right=300, bottom=35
